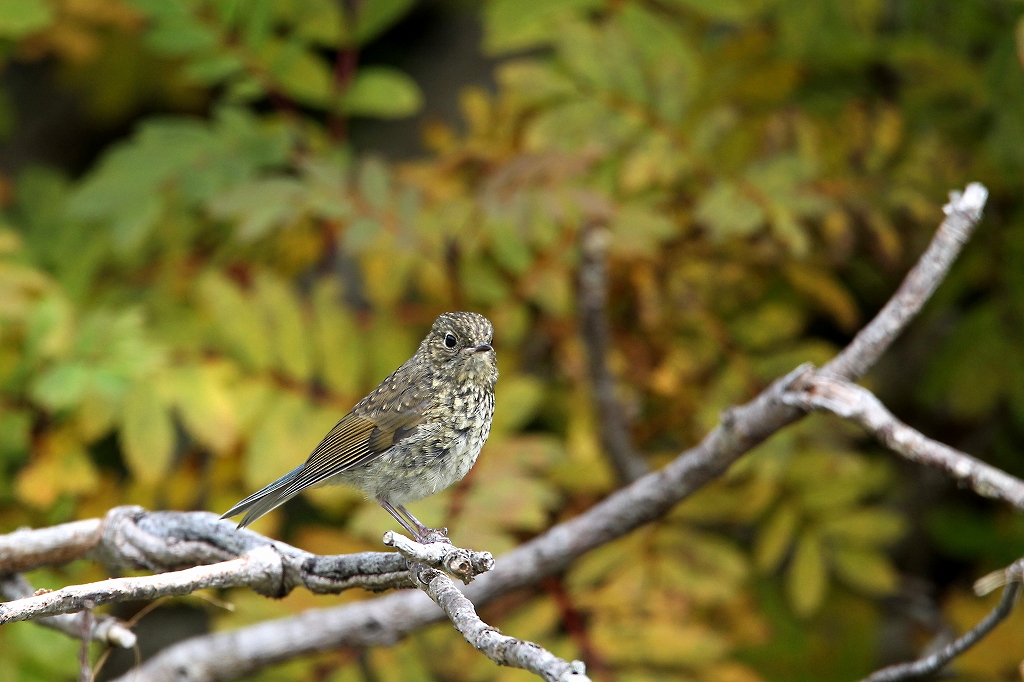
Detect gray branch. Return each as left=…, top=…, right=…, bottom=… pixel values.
left=782, top=372, right=1024, bottom=509
left=0, top=506, right=414, bottom=624
left=109, top=183, right=988, bottom=681
left=578, top=223, right=649, bottom=483
left=0, top=518, right=103, bottom=574
left=0, top=574, right=136, bottom=648
left=0, top=185, right=992, bottom=682
left=418, top=565, right=590, bottom=682
left=859, top=558, right=1024, bottom=682
left=823, top=182, right=987, bottom=379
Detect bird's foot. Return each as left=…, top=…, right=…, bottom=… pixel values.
left=415, top=526, right=451, bottom=545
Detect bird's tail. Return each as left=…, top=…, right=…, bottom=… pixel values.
left=221, top=465, right=304, bottom=529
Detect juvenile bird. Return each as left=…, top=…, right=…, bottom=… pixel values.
left=222, top=312, right=497, bottom=541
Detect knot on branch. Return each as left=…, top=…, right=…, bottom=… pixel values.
left=383, top=531, right=494, bottom=584
left=95, top=506, right=239, bottom=572
left=244, top=546, right=290, bottom=598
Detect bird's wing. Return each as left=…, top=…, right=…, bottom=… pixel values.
left=279, top=383, right=429, bottom=496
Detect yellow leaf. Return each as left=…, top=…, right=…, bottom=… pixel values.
left=172, top=362, right=238, bottom=455
left=787, top=530, right=827, bottom=617
left=490, top=376, right=545, bottom=439
left=196, top=271, right=271, bottom=370
left=312, top=279, right=365, bottom=397
left=830, top=547, right=898, bottom=596
left=255, top=272, right=312, bottom=382
left=15, top=431, right=98, bottom=508
left=367, top=314, right=416, bottom=385
left=785, top=262, right=859, bottom=332
left=244, top=390, right=339, bottom=490
left=120, top=380, right=175, bottom=484
left=755, top=503, right=798, bottom=572
left=820, top=508, right=906, bottom=547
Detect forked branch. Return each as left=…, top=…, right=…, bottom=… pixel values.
left=0, top=184, right=1004, bottom=682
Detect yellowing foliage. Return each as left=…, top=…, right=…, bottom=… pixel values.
left=1, top=0, right=1024, bottom=680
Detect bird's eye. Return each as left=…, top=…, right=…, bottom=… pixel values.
left=444, top=333, right=457, bottom=349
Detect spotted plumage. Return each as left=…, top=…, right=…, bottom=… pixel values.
left=222, top=312, right=497, bottom=540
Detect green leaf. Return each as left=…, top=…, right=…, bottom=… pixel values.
left=354, top=0, right=415, bottom=45
left=120, top=381, right=175, bottom=483
left=196, top=271, right=272, bottom=370
left=185, top=53, right=246, bottom=84
left=145, top=16, right=219, bottom=56
left=661, top=0, right=765, bottom=23
left=208, top=177, right=306, bottom=240
left=0, top=0, right=52, bottom=38
left=484, top=0, right=604, bottom=55
left=357, top=156, right=390, bottom=208
left=497, top=60, right=577, bottom=107
left=821, top=509, right=906, bottom=547
left=461, top=257, right=509, bottom=306
left=292, top=0, right=345, bottom=46
left=694, top=181, right=766, bottom=238
left=610, top=204, right=678, bottom=256
left=0, top=409, right=31, bottom=461
left=263, top=40, right=334, bottom=107
left=30, top=364, right=91, bottom=410
left=491, top=376, right=545, bottom=438
left=787, top=530, right=827, bottom=617
left=339, top=66, right=423, bottom=118
left=831, top=547, right=898, bottom=596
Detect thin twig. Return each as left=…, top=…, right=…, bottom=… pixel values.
left=0, top=574, right=137, bottom=648
left=860, top=576, right=1022, bottom=682
left=105, top=184, right=988, bottom=682
left=0, top=185, right=982, bottom=682
left=417, top=566, right=590, bottom=682
left=824, top=183, right=987, bottom=379
left=782, top=372, right=1024, bottom=509
left=579, top=224, right=649, bottom=483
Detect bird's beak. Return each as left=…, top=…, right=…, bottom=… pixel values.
left=473, top=343, right=493, bottom=353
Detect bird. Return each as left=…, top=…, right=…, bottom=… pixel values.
left=221, top=311, right=497, bottom=542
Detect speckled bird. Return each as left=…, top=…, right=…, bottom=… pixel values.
left=222, top=312, right=497, bottom=541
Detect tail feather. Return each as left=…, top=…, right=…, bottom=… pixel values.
left=221, top=465, right=304, bottom=529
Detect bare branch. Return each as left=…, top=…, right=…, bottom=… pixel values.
left=0, top=574, right=136, bottom=649
left=824, top=183, right=988, bottom=380
left=783, top=373, right=1024, bottom=509
left=859, top=558, right=1024, bottom=682
left=0, top=518, right=102, bottom=574
left=109, top=183, right=988, bottom=682
left=418, top=566, right=590, bottom=682
left=0, top=184, right=972, bottom=682
left=579, top=224, right=649, bottom=483
left=1, top=547, right=290, bottom=624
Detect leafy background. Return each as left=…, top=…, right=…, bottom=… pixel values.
left=1, top=0, right=1023, bottom=680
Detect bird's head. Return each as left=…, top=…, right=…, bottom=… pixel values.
left=421, top=312, right=497, bottom=387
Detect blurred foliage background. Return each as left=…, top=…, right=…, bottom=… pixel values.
left=1, top=0, right=1024, bottom=680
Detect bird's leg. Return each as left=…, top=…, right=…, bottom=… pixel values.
left=397, top=504, right=450, bottom=545
left=377, top=499, right=423, bottom=541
